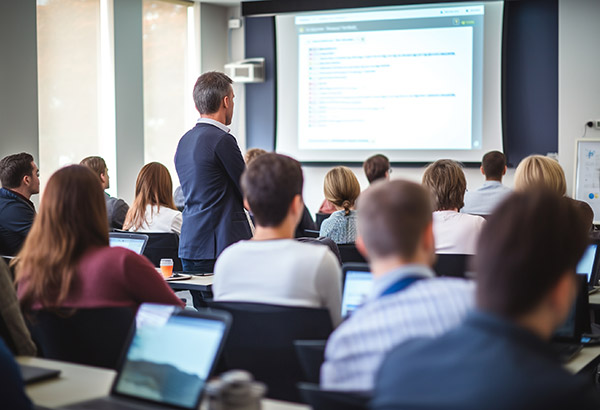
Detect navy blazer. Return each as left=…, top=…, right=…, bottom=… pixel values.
left=0, top=188, right=35, bottom=256
left=175, top=123, right=252, bottom=260
left=372, top=310, right=600, bottom=410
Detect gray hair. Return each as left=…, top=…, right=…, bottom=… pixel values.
left=193, top=71, right=233, bottom=114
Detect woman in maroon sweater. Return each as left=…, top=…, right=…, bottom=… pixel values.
left=15, top=165, right=183, bottom=311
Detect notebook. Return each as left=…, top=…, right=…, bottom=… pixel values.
left=341, top=263, right=373, bottom=318
left=109, top=233, right=149, bottom=255
left=19, top=364, right=61, bottom=384
left=575, top=241, right=600, bottom=293
left=551, top=274, right=590, bottom=362
left=61, top=303, right=231, bottom=410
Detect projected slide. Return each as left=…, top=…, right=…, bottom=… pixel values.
left=296, top=6, right=482, bottom=151
left=276, top=2, right=503, bottom=163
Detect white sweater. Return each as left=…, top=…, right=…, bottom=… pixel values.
left=129, top=204, right=182, bottom=235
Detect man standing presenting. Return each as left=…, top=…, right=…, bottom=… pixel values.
left=0, top=153, right=40, bottom=256
left=175, top=71, right=252, bottom=273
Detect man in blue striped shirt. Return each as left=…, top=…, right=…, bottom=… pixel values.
left=320, top=179, right=474, bottom=392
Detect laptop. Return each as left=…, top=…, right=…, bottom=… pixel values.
left=575, top=241, right=600, bottom=293
left=62, top=303, right=231, bottom=410
left=341, top=263, right=373, bottom=318
left=551, top=274, right=591, bottom=362
left=109, top=233, right=149, bottom=255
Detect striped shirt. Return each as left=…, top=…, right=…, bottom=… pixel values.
left=320, top=265, right=475, bottom=392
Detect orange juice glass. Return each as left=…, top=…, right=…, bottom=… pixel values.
left=160, top=258, right=174, bottom=278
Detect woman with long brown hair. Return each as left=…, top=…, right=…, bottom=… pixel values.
left=123, top=162, right=182, bottom=234
left=15, top=165, right=183, bottom=311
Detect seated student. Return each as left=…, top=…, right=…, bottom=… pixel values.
left=80, top=156, right=129, bottom=230
left=213, top=154, right=342, bottom=327
left=0, top=153, right=39, bottom=256
left=319, top=166, right=361, bottom=244
left=320, top=180, right=474, bottom=392
left=244, top=148, right=316, bottom=238
left=123, top=162, right=182, bottom=235
left=372, top=191, right=600, bottom=410
left=363, top=154, right=391, bottom=185
left=422, top=159, right=485, bottom=254
left=514, top=154, right=594, bottom=228
left=0, top=259, right=36, bottom=356
left=462, top=151, right=511, bottom=215
left=15, top=165, right=184, bottom=311
left=0, top=337, right=33, bottom=409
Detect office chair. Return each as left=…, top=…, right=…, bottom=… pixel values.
left=338, top=244, right=367, bottom=264
left=294, top=339, right=327, bottom=384
left=205, top=301, right=333, bottom=403
left=433, top=254, right=473, bottom=278
left=141, top=232, right=182, bottom=271
left=27, top=307, right=135, bottom=369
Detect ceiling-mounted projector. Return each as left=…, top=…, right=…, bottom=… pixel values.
left=225, top=58, right=265, bottom=83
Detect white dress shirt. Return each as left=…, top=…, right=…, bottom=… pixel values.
left=213, top=239, right=342, bottom=326
left=320, top=264, right=474, bottom=392
left=433, top=210, right=485, bottom=254
left=462, top=180, right=512, bottom=215
left=128, top=204, right=182, bottom=235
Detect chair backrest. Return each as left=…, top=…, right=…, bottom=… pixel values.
left=433, top=254, right=473, bottom=278
left=27, top=307, right=135, bottom=369
left=315, top=213, right=330, bottom=230
left=294, top=339, right=327, bottom=384
left=297, top=382, right=369, bottom=410
left=205, top=301, right=333, bottom=403
left=338, top=244, right=367, bottom=264
left=142, top=232, right=182, bottom=271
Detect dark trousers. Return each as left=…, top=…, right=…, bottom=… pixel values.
left=181, top=258, right=215, bottom=309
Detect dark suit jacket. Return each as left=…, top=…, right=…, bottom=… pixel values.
left=372, top=310, right=600, bottom=410
left=0, top=188, right=35, bottom=256
left=175, top=122, right=252, bottom=260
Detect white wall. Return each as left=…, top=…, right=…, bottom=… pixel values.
left=559, top=0, right=600, bottom=196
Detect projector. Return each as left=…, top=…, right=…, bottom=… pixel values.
left=225, top=58, right=265, bottom=83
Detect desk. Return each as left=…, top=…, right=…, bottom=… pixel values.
left=167, top=275, right=213, bottom=292
left=17, top=357, right=310, bottom=410
left=565, top=345, right=600, bottom=374
left=589, top=292, right=600, bottom=307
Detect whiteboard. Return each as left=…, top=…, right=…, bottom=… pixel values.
left=574, top=139, right=600, bottom=224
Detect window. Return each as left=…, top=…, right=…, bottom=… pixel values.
left=142, top=0, right=199, bottom=188
left=37, top=0, right=116, bottom=194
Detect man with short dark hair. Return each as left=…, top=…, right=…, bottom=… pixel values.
left=363, top=154, right=390, bottom=184
left=462, top=150, right=511, bottom=215
left=212, top=153, right=342, bottom=325
left=175, top=71, right=252, bottom=273
left=80, top=156, right=129, bottom=229
left=0, top=153, right=39, bottom=255
left=373, top=191, right=600, bottom=410
left=320, top=179, right=474, bottom=392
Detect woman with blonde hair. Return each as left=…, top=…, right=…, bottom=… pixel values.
left=15, top=165, right=183, bottom=312
left=123, top=162, right=182, bottom=234
left=514, top=155, right=567, bottom=195
left=319, top=166, right=361, bottom=244
left=422, top=159, right=485, bottom=254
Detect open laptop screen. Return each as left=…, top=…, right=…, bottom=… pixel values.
left=576, top=243, right=598, bottom=282
left=113, top=304, right=228, bottom=409
left=109, top=233, right=148, bottom=255
left=341, top=270, right=373, bottom=317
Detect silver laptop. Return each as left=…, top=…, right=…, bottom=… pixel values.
left=576, top=242, right=600, bottom=293
left=341, top=263, right=373, bottom=318
left=62, top=303, right=231, bottom=410
left=109, top=232, right=149, bottom=255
